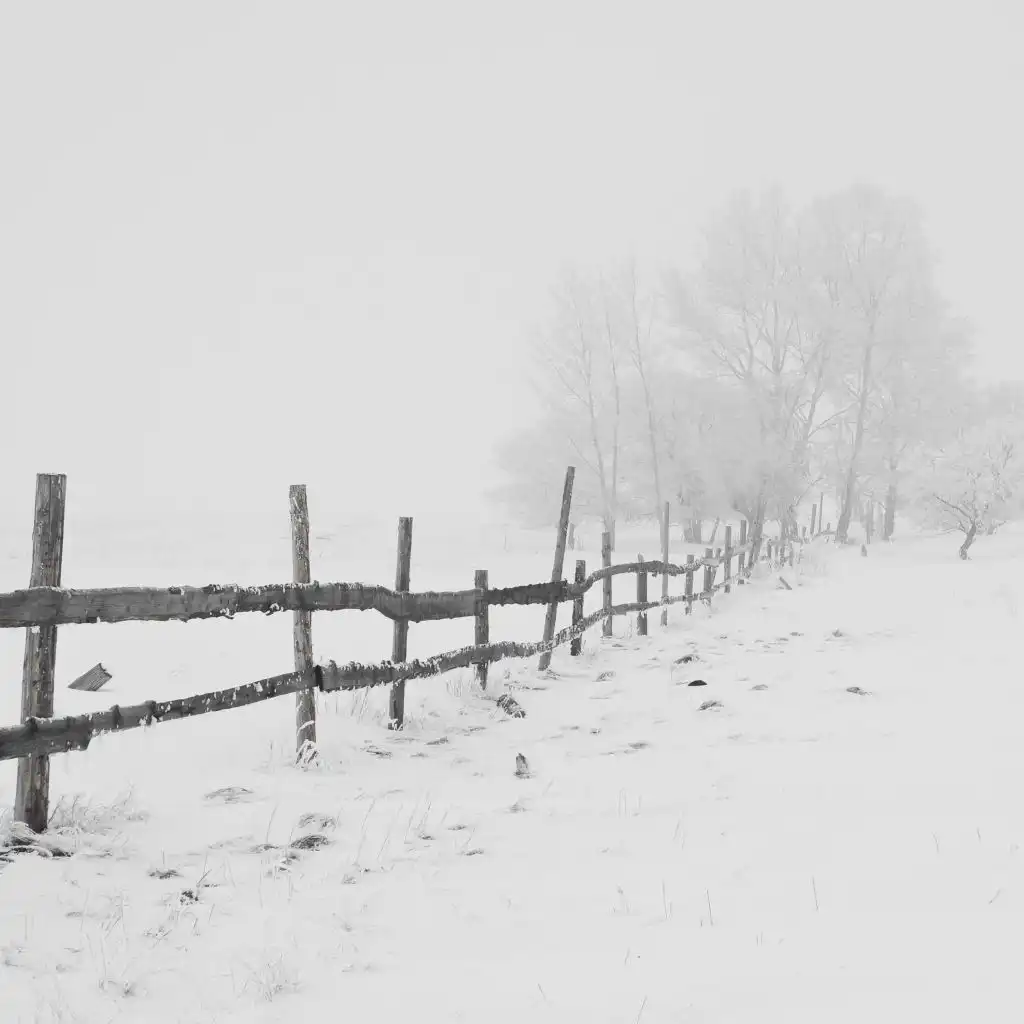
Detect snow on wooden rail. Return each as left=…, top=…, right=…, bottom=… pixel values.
left=0, top=552, right=744, bottom=629
left=0, top=590, right=709, bottom=762
left=0, top=555, right=766, bottom=765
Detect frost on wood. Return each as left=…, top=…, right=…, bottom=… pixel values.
left=0, top=549, right=750, bottom=630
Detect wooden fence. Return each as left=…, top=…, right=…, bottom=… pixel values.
left=0, top=469, right=799, bottom=833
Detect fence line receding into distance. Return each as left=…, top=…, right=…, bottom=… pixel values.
left=0, top=468, right=800, bottom=833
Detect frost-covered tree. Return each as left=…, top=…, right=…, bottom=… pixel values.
left=666, top=189, right=837, bottom=553
left=530, top=271, right=628, bottom=544
left=804, top=185, right=961, bottom=544
left=913, top=383, right=1024, bottom=558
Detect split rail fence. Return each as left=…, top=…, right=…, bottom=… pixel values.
left=0, top=469, right=795, bottom=833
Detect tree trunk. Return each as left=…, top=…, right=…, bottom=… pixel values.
left=959, top=524, right=977, bottom=560
left=708, top=518, right=721, bottom=545
left=684, top=516, right=702, bottom=545
left=836, top=342, right=875, bottom=544
left=883, top=482, right=896, bottom=540
left=603, top=513, right=617, bottom=551
left=748, top=491, right=767, bottom=561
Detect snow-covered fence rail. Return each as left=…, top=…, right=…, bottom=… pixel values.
left=1, top=468, right=769, bottom=832
left=0, top=566, right=720, bottom=630
left=0, top=577, right=742, bottom=764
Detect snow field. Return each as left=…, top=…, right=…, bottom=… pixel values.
left=2, top=517, right=1023, bottom=1022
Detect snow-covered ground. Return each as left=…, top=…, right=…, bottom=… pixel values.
left=2, top=517, right=1023, bottom=1022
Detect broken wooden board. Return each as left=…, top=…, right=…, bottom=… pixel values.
left=68, top=663, right=112, bottom=692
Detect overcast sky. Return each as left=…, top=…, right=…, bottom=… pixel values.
left=2, top=0, right=1021, bottom=535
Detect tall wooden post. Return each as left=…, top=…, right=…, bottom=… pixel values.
left=810, top=503, right=818, bottom=537
left=636, top=555, right=648, bottom=636
left=15, top=473, right=66, bottom=833
left=685, top=554, right=695, bottom=613
left=660, top=502, right=670, bottom=627
left=289, top=485, right=317, bottom=762
left=602, top=531, right=613, bottom=638
left=388, top=517, right=413, bottom=729
left=703, top=547, right=714, bottom=600
left=538, top=466, right=575, bottom=671
left=571, top=559, right=586, bottom=656
left=724, top=525, right=733, bottom=594
left=474, top=569, right=489, bottom=689
left=818, top=492, right=825, bottom=535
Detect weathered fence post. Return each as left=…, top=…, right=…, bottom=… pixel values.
left=15, top=473, right=66, bottom=833
left=810, top=503, right=818, bottom=537
left=474, top=569, right=489, bottom=689
left=660, top=502, right=670, bottom=627
left=602, top=531, right=613, bottom=637
left=289, top=484, right=317, bottom=762
left=538, top=466, right=575, bottom=671
left=724, top=525, right=733, bottom=594
left=685, top=554, right=695, bottom=613
left=636, top=555, right=648, bottom=636
left=571, top=559, right=586, bottom=656
left=818, top=492, right=825, bottom=535
left=703, top=547, right=714, bottom=601
left=388, top=517, right=414, bottom=729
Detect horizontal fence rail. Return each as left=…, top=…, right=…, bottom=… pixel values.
left=0, top=569, right=751, bottom=763
left=4, top=466, right=819, bottom=836
left=0, top=553, right=744, bottom=630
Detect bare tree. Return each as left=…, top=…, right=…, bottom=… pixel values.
left=805, top=185, right=948, bottom=544
left=615, top=263, right=664, bottom=521
left=666, top=189, right=834, bottom=555
left=532, top=272, right=627, bottom=546
left=928, top=434, right=1019, bottom=558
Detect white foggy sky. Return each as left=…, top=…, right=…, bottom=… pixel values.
left=2, top=0, right=1021, bottom=533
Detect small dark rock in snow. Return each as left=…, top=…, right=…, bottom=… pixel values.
left=687, top=679, right=708, bottom=687
left=364, top=745, right=392, bottom=758
left=148, top=867, right=181, bottom=880
left=596, top=671, right=615, bottom=682
left=515, top=753, right=531, bottom=778
left=297, top=812, right=336, bottom=831
left=846, top=686, right=870, bottom=696
left=861, top=544, right=868, bottom=557
left=204, top=786, right=254, bottom=804
left=497, top=694, right=526, bottom=718
left=290, top=833, right=330, bottom=852
left=699, top=700, right=723, bottom=711
left=751, top=683, right=769, bottom=691
left=674, top=654, right=697, bottom=665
